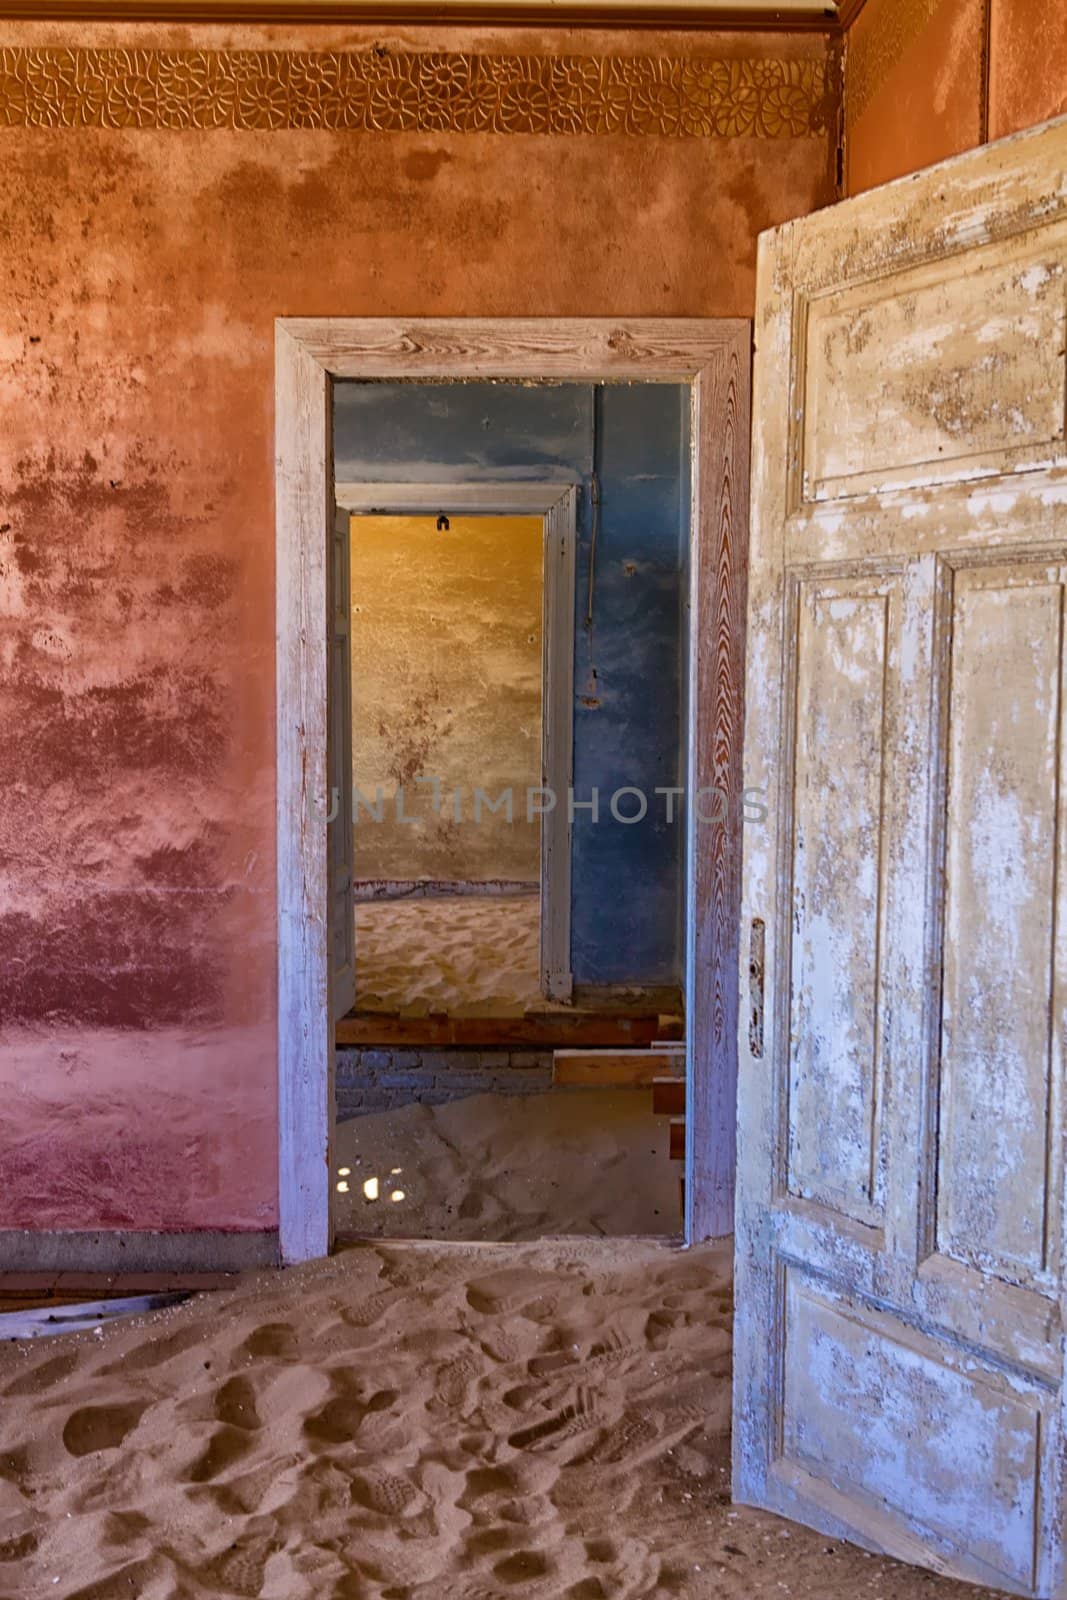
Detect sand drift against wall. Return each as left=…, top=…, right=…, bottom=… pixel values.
left=355, top=893, right=540, bottom=1015
left=334, top=1088, right=681, bottom=1239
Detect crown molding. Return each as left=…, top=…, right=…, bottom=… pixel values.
left=0, top=0, right=843, bottom=33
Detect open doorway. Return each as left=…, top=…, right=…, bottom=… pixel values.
left=349, top=511, right=547, bottom=1016
left=275, top=319, right=749, bottom=1264
left=329, top=379, right=705, bottom=1244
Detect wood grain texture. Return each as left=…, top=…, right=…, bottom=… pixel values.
left=276, top=325, right=334, bottom=1266
left=552, top=1048, right=684, bottom=1086
left=733, top=113, right=1067, bottom=1594
left=652, top=1075, right=687, bottom=1115
left=336, top=1010, right=671, bottom=1048
left=278, top=315, right=751, bottom=1256
left=541, top=488, right=577, bottom=1002
left=686, top=325, right=751, bottom=1242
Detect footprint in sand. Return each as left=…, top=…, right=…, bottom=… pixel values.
left=507, top=1386, right=599, bottom=1452
left=493, top=1548, right=553, bottom=1584
left=2, top=1350, right=78, bottom=1396
left=0, top=1525, right=38, bottom=1562
left=62, top=1402, right=148, bottom=1458
left=97, top=1324, right=208, bottom=1377
left=303, top=1371, right=398, bottom=1447
left=337, top=1289, right=402, bottom=1330
left=213, top=1375, right=262, bottom=1430
left=186, top=1375, right=263, bottom=1483
left=198, top=1530, right=281, bottom=1598
left=348, top=1470, right=421, bottom=1516
left=465, top=1269, right=562, bottom=1318
left=239, top=1322, right=300, bottom=1362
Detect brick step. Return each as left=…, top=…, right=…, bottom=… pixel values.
left=552, top=1047, right=686, bottom=1088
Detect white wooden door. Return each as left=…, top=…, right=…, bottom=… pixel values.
left=329, top=504, right=356, bottom=1022
left=733, top=114, right=1067, bottom=1597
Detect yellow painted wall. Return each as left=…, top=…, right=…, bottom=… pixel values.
left=350, top=514, right=544, bottom=883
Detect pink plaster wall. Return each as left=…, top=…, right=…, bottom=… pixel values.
left=0, top=19, right=836, bottom=1237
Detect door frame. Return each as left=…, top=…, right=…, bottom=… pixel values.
left=275, top=317, right=750, bottom=1264
left=336, top=479, right=578, bottom=1002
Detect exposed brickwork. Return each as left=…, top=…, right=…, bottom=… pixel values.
left=336, top=1047, right=553, bottom=1119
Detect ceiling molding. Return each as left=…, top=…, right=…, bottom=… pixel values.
left=0, top=1, right=843, bottom=33
left=834, top=0, right=868, bottom=27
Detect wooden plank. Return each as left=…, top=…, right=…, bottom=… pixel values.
left=541, top=487, right=577, bottom=1001
left=336, top=1011, right=671, bottom=1049
left=0, top=5, right=845, bottom=31
left=652, top=1076, right=687, bottom=1116
left=0, top=1294, right=192, bottom=1341
left=276, top=324, right=333, bottom=1266
left=280, top=318, right=751, bottom=383
left=686, top=320, right=751, bottom=1241
left=670, top=1118, right=686, bottom=1160
left=338, top=483, right=572, bottom=514
left=552, top=1048, right=686, bottom=1086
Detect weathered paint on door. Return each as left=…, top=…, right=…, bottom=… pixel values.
left=734, top=114, right=1067, bottom=1596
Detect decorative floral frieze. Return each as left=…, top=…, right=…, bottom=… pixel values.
left=0, top=45, right=832, bottom=136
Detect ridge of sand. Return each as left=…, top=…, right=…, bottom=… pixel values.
left=355, top=894, right=540, bottom=1015
left=0, top=1239, right=1003, bottom=1600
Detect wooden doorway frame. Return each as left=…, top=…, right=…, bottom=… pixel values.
left=336, top=480, right=577, bottom=1003
left=275, top=318, right=750, bottom=1264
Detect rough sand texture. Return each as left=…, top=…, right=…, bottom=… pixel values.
left=335, top=1091, right=681, bottom=1240
left=355, top=894, right=540, bottom=1016
left=0, top=1238, right=1003, bottom=1600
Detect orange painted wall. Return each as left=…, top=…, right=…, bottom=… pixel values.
left=845, top=0, right=985, bottom=196
left=845, top=0, right=1067, bottom=197
left=0, top=20, right=837, bottom=1238
left=988, top=0, right=1067, bottom=139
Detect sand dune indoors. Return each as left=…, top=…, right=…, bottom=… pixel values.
left=0, top=1239, right=1001, bottom=1600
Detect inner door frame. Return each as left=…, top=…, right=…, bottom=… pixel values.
left=336, top=479, right=578, bottom=1003
left=276, top=317, right=750, bottom=1264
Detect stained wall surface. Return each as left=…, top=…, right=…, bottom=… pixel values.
left=987, top=0, right=1067, bottom=139
left=845, top=0, right=985, bottom=195
left=844, top=0, right=1067, bottom=197
left=0, top=19, right=836, bottom=1238
left=350, top=514, right=544, bottom=885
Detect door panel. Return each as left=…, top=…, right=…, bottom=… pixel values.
left=735, top=115, right=1067, bottom=1597
left=785, top=571, right=899, bottom=1231
left=936, top=560, right=1066, bottom=1290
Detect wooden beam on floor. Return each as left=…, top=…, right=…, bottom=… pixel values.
left=337, top=1011, right=679, bottom=1049
left=552, top=1048, right=685, bottom=1087
left=652, top=1077, right=686, bottom=1116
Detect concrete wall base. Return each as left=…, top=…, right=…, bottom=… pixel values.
left=0, top=1229, right=280, bottom=1274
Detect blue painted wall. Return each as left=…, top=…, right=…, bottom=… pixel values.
left=334, top=380, right=690, bottom=987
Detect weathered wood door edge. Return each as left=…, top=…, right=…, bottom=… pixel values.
left=336, top=479, right=578, bottom=1002
left=277, top=317, right=751, bottom=1262
left=732, top=112, right=1067, bottom=1594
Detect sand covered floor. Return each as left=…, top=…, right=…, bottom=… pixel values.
left=335, top=1091, right=681, bottom=1240
left=355, top=894, right=540, bottom=1015
left=0, top=1238, right=999, bottom=1600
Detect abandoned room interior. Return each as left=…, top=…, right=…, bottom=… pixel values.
left=1, top=0, right=1066, bottom=1595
